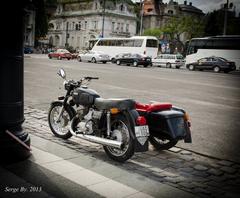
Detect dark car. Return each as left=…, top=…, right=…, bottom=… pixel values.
left=24, top=47, right=33, bottom=54
left=115, top=53, right=152, bottom=67
left=186, top=56, right=236, bottom=73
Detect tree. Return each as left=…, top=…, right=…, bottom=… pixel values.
left=143, top=15, right=205, bottom=53
left=204, top=9, right=240, bottom=36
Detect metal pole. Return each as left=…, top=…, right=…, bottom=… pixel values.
left=65, top=22, right=69, bottom=47
left=140, top=0, right=144, bottom=35
left=102, top=0, right=106, bottom=38
left=223, top=0, right=229, bottom=35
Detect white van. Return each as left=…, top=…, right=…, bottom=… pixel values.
left=152, top=54, right=185, bottom=69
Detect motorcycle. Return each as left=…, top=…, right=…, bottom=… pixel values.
left=136, top=102, right=192, bottom=150
left=48, top=69, right=149, bottom=162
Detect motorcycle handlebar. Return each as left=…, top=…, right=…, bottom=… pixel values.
left=85, top=77, right=99, bottom=80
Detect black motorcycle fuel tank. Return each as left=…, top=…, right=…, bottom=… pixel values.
left=146, top=110, right=188, bottom=140
left=72, top=87, right=100, bottom=106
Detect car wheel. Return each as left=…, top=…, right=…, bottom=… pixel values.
left=77, top=56, right=81, bottom=62
left=91, top=57, right=97, bottom=63
left=116, top=60, right=121, bottom=65
left=133, top=61, right=138, bottom=67
left=166, top=63, right=171, bottom=68
left=213, top=66, right=220, bottom=73
left=188, top=65, right=195, bottom=71
left=102, top=61, right=107, bottom=64
left=176, top=66, right=180, bottom=69
left=111, top=58, right=115, bottom=63
left=49, top=56, right=52, bottom=59
left=58, top=56, right=62, bottom=60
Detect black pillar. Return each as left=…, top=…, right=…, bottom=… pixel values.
left=0, top=1, right=31, bottom=162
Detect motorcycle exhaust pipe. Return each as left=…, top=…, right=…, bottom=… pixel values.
left=69, top=125, right=123, bottom=149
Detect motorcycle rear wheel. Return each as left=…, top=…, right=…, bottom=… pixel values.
left=103, top=115, right=134, bottom=162
left=149, top=136, right=178, bottom=151
left=48, top=102, right=74, bottom=139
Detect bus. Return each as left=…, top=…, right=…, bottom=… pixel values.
left=185, top=35, right=240, bottom=70
left=91, top=36, right=158, bottom=59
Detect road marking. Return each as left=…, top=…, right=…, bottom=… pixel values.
left=29, top=146, right=154, bottom=198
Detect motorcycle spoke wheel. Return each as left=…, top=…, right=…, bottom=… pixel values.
left=107, top=120, right=130, bottom=156
left=50, top=107, right=70, bottom=135
left=48, top=102, right=74, bottom=139
left=103, top=115, right=134, bottom=162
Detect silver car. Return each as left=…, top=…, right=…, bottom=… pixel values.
left=77, top=50, right=110, bottom=63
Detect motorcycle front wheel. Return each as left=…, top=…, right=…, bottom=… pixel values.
left=149, top=135, right=178, bottom=151
left=103, top=115, right=134, bottom=162
left=48, top=102, right=74, bottom=139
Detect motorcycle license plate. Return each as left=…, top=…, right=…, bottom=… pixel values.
left=135, top=125, right=149, bottom=137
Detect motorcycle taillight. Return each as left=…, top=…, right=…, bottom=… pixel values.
left=136, top=116, right=147, bottom=126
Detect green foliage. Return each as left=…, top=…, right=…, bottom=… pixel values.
left=143, top=16, right=205, bottom=41
left=143, top=28, right=163, bottom=37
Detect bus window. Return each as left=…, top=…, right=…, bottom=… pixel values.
left=123, top=40, right=134, bottom=47
left=146, top=39, right=158, bottom=47
left=134, top=39, right=143, bottom=47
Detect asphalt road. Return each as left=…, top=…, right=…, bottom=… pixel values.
left=24, top=54, right=240, bottom=163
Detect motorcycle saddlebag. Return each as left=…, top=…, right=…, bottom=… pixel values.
left=147, top=110, right=188, bottom=140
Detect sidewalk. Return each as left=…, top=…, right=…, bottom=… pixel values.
left=1, top=106, right=240, bottom=198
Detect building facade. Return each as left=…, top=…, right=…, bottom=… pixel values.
left=143, top=0, right=204, bottom=41
left=48, top=0, right=137, bottom=50
left=24, top=7, right=36, bottom=47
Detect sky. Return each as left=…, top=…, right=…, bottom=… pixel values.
left=133, top=0, right=240, bottom=14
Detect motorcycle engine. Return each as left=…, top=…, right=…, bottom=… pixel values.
left=77, top=108, right=102, bottom=135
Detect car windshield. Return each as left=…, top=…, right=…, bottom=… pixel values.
left=218, top=57, right=228, bottom=62
left=58, top=49, right=70, bottom=53
left=176, top=55, right=183, bottom=59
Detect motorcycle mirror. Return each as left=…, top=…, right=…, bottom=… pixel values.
left=58, top=68, right=66, bottom=79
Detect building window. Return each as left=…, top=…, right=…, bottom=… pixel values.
left=92, top=21, right=98, bottom=29
left=168, top=10, right=173, bottom=15
left=84, top=21, right=88, bottom=30
left=78, top=21, right=81, bottom=30
left=112, top=22, right=115, bottom=32
left=56, top=22, right=61, bottom=30
left=94, top=2, right=98, bottom=10
left=126, top=24, right=129, bottom=32
left=120, top=4, right=124, bottom=11
left=117, top=22, right=120, bottom=31
left=72, top=22, right=75, bottom=30
left=120, top=23, right=124, bottom=32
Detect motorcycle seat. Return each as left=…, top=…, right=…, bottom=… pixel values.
left=136, top=102, right=172, bottom=112
left=94, top=98, right=135, bottom=110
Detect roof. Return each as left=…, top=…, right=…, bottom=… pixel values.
left=179, top=4, right=203, bottom=15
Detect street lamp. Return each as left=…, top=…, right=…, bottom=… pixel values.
left=223, top=0, right=233, bottom=35
left=65, top=22, right=69, bottom=47
left=140, top=0, right=144, bottom=36
left=101, top=0, right=106, bottom=38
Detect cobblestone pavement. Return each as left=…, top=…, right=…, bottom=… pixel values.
left=23, top=106, right=240, bottom=198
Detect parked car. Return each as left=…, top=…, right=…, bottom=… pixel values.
left=152, top=54, right=185, bottom=69
left=111, top=53, right=127, bottom=63
left=48, top=49, right=72, bottom=60
left=186, top=56, right=236, bottom=73
left=115, top=53, right=152, bottom=67
left=24, top=46, right=33, bottom=54
left=77, top=50, right=110, bottom=63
